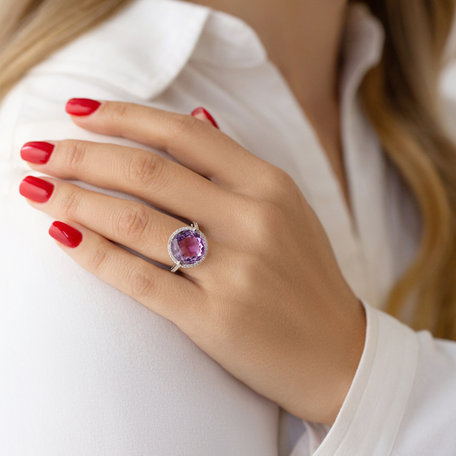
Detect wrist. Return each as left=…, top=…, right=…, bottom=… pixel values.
left=323, top=298, right=367, bottom=426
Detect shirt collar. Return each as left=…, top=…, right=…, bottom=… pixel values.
left=29, top=0, right=384, bottom=101
left=339, top=2, right=385, bottom=103
left=30, top=0, right=211, bottom=99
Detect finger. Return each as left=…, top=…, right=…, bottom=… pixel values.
left=21, top=139, right=231, bottom=230
left=191, top=106, right=220, bottom=129
left=64, top=98, right=270, bottom=190
left=19, top=175, right=219, bottom=282
left=47, top=218, right=204, bottom=326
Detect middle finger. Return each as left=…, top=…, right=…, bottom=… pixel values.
left=20, top=139, right=232, bottom=229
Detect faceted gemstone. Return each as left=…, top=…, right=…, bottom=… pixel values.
left=170, top=229, right=206, bottom=265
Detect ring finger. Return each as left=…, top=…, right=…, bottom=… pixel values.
left=18, top=175, right=222, bottom=281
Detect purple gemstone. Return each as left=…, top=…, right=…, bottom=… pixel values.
left=170, top=229, right=206, bottom=265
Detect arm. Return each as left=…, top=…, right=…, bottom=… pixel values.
left=292, top=298, right=456, bottom=455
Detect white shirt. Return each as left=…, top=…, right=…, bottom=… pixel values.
left=1, top=0, right=456, bottom=454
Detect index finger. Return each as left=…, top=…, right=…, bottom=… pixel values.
left=65, top=98, right=270, bottom=190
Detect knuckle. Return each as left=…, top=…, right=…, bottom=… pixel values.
left=61, top=187, right=81, bottom=219
left=127, top=267, right=155, bottom=298
left=61, top=140, right=88, bottom=171
left=246, top=200, right=284, bottom=243
left=208, top=255, right=260, bottom=337
left=126, top=153, right=164, bottom=188
left=107, top=102, right=130, bottom=123
left=88, top=244, right=109, bottom=274
left=236, top=253, right=263, bottom=289
left=265, top=166, right=297, bottom=195
left=169, top=114, right=201, bottom=139
left=273, top=167, right=296, bottom=189
left=217, top=252, right=259, bottom=299
left=116, top=204, right=150, bottom=240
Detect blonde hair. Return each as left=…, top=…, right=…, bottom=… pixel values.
left=1, top=0, right=455, bottom=339
left=358, top=0, right=456, bottom=339
left=0, top=0, right=134, bottom=99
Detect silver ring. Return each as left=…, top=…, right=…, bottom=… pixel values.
left=167, top=221, right=208, bottom=273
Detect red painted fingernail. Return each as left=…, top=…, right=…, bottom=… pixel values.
left=191, top=107, right=219, bottom=129
left=20, top=141, right=55, bottom=164
left=19, top=176, right=54, bottom=203
left=49, top=221, right=82, bottom=248
left=65, top=98, right=101, bottom=116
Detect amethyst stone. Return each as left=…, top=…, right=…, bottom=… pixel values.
left=169, top=228, right=207, bottom=266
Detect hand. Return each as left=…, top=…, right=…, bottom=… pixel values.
left=18, top=98, right=366, bottom=426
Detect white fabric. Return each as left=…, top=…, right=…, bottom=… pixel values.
left=1, top=0, right=456, bottom=454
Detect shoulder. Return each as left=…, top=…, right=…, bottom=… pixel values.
left=0, top=0, right=212, bottom=164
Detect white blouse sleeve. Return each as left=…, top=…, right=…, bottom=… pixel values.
left=290, top=298, right=456, bottom=455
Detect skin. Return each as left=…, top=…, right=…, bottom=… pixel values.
left=187, top=0, right=352, bottom=217
left=19, top=100, right=366, bottom=426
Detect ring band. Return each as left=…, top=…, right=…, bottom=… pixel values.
left=167, top=221, right=208, bottom=273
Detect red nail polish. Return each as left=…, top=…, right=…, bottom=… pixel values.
left=19, top=176, right=54, bottom=202
left=65, top=98, right=101, bottom=116
left=20, top=141, right=55, bottom=164
left=191, top=107, right=219, bottom=129
left=49, top=221, right=82, bottom=248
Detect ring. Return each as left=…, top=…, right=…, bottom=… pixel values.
left=167, top=221, right=208, bottom=273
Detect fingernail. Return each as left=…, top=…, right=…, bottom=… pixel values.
left=191, top=107, right=219, bottom=129
left=65, top=98, right=101, bottom=116
left=20, top=141, right=55, bottom=164
left=49, top=221, right=82, bottom=248
left=19, top=176, right=54, bottom=203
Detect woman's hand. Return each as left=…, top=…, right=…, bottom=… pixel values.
left=18, top=98, right=366, bottom=426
